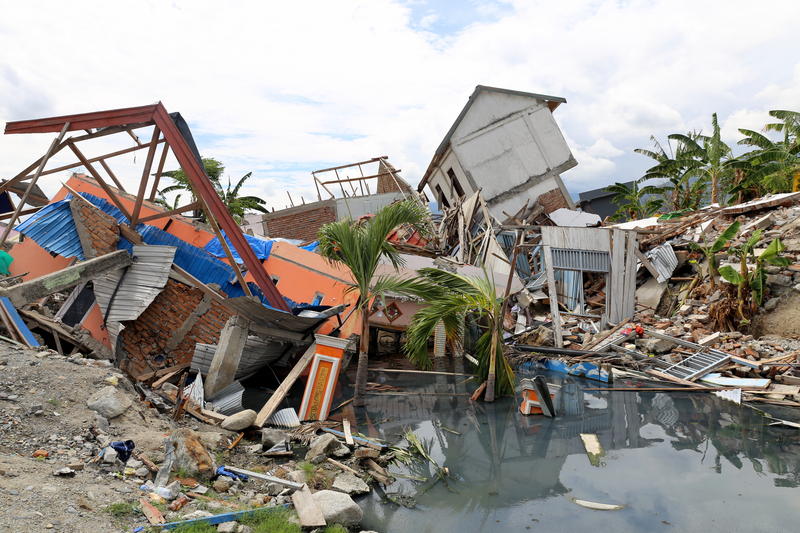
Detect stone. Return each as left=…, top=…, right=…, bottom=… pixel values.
left=332, top=472, right=370, bottom=495
left=260, top=428, right=288, bottom=449
left=354, top=448, right=380, bottom=459
left=637, top=337, right=675, bottom=354
left=86, top=386, right=132, bottom=419
left=305, top=433, right=349, bottom=461
left=213, top=477, right=234, bottom=493
left=265, top=482, right=284, bottom=496
left=220, top=409, right=257, bottom=431
left=244, top=444, right=263, bottom=454
left=793, top=283, right=800, bottom=293
left=764, top=297, right=780, bottom=311
left=768, top=274, right=793, bottom=287
left=52, top=467, right=76, bottom=477
left=102, top=447, right=118, bottom=464
left=168, top=428, right=216, bottom=478
left=183, top=510, right=214, bottom=520
left=135, top=467, right=150, bottom=478
left=286, top=470, right=307, bottom=484
left=31, top=449, right=49, bottom=458
left=217, top=521, right=237, bottom=532
left=311, top=490, right=363, bottom=527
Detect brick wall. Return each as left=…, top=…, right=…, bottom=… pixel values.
left=262, top=203, right=337, bottom=241
left=70, top=199, right=120, bottom=258
left=537, top=187, right=571, bottom=214
left=118, top=278, right=233, bottom=376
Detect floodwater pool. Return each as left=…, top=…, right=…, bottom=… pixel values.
left=341, top=367, right=800, bottom=533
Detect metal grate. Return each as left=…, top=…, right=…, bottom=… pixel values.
left=551, top=248, right=610, bottom=273
left=662, top=349, right=730, bottom=381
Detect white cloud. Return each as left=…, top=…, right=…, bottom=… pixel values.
left=0, top=0, right=798, bottom=210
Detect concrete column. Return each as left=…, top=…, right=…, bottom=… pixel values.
left=204, top=315, right=250, bottom=398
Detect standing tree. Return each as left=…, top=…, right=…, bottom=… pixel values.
left=675, top=113, right=734, bottom=205
left=317, top=200, right=430, bottom=406
left=217, top=172, right=269, bottom=223
left=607, top=180, right=664, bottom=221
left=635, top=132, right=707, bottom=211
left=736, top=110, right=800, bottom=195
left=402, top=268, right=516, bottom=400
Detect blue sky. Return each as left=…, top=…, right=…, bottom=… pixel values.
left=1, top=0, right=799, bottom=210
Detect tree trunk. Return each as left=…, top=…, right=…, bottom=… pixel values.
left=711, top=173, right=719, bottom=205
left=353, top=305, right=370, bottom=407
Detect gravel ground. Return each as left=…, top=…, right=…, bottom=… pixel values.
left=0, top=342, right=229, bottom=532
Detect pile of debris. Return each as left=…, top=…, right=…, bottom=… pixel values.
left=502, top=191, right=800, bottom=410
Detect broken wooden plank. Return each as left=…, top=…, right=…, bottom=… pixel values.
left=326, top=457, right=361, bottom=477
left=321, top=427, right=386, bottom=451
left=342, top=419, right=354, bottom=446
left=134, top=363, right=190, bottom=383
left=139, top=497, right=166, bottom=524
left=645, top=369, right=706, bottom=388
left=255, top=343, right=317, bottom=427
left=291, top=485, right=326, bottom=528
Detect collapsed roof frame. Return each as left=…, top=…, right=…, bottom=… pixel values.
left=2, top=103, right=288, bottom=311
left=311, top=156, right=407, bottom=201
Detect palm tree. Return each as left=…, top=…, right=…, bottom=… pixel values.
left=736, top=110, right=800, bottom=195
left=403, top=268, right=516, bottom=400
left=607, top=180, right=664, bottom=221
left=317, top=199, right=430, bottom=406
left=159, top=157, right=225, bottom=221
left=635, top=132, right=708, bottom=211
left=675, top=113, right=734, bottom=205
left=217, top=172, right=269, bottom=223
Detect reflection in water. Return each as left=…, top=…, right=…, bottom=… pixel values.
left=343, top=368, right=800, bottom=532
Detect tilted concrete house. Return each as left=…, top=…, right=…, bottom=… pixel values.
left=418, top=85, right=577, bottom=222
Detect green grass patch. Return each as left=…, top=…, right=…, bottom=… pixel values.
left=104, top=501, right=137, bottom=517
left=239, top=508, right=301, bottom=533
left=322, top=525, right=349, bottom=533
left=171, top=522, right=218, bottom=533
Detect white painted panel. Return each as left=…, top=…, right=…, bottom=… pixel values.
left=453, top=117, right=548, bottom=199
left=454, top=91, right=545, bottom=139
left=526, top=107, right=573, bottom=167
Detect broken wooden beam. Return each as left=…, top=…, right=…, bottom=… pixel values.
left=1, top=250, right=131, bottom=306
left=255, top=343, right=317, bottom=427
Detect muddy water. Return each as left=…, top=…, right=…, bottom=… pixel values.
left=347, top=368, right=800, bottom=533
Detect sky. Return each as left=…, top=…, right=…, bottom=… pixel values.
left=1, top=0, right=799, bottom=210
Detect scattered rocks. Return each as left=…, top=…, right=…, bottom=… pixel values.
left=213, top=477, right=234, bottom=493
left=311, top=489, right=363, bottom=527
left=637, top=336, right=675, bottom=354
left=217, top=521, right=238, bottom=533
left=168, top=428, right=216, bottom=478
left=86, top=385, right=132, bottom=419
left=52, top=467, right=75, bottom=477
left=260, top=428, right=288, bottom=449
left=220, top=409, right=257, bottom=431
left=305, top=433, right=350, bottom=462
left=332, top=472, right=370, bottom=495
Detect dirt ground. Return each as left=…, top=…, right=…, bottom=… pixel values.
left=753, top=292, right=800, bottom=339
left=0, top=342, right=229, bottom=532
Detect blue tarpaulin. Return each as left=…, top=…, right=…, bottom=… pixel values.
left=204, top=231, right=273, bottom=263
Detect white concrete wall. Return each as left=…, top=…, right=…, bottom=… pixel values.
left=334, top=191, right=407, bottom=220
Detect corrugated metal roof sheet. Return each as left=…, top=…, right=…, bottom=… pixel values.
left=645, top=242, right=678, bottom=283
left=191, top=335, right=288, bottom=380
left=14, top=200, right=85, bottom=260
left=94, top=245, right=176, bottom=325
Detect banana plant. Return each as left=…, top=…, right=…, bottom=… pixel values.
left=718, top=230, right=790, bottom=323
left=690, top=221, right=740, bottom=290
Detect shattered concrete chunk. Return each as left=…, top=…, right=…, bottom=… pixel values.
left=86, top=385, right=131, bottom=419
left=332, top=472, right=370, bottom=495
left=311, top=489, right=363, bottom=527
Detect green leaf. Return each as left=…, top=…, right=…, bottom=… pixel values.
left=710, top=221, right=740, bottom=252
left=719, top=265, right=744, bottom=285
left=759, top=238, right=785, bottom=261
left=745, top=229, right=763, bottom=251
left=750, top=269, right=766, bottom=306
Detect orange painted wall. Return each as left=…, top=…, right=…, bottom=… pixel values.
left=8, top=237, right=72, bottom=281
left=254, top=241, right=361, bottom=337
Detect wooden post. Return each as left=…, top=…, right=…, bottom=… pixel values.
left=255, top=342, right=317, bottom=427
left=543, top=246, right=563, bottom=348
left=0, top=122, right=70, bottom=245
left=98, top=159, right=127, bottom=192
